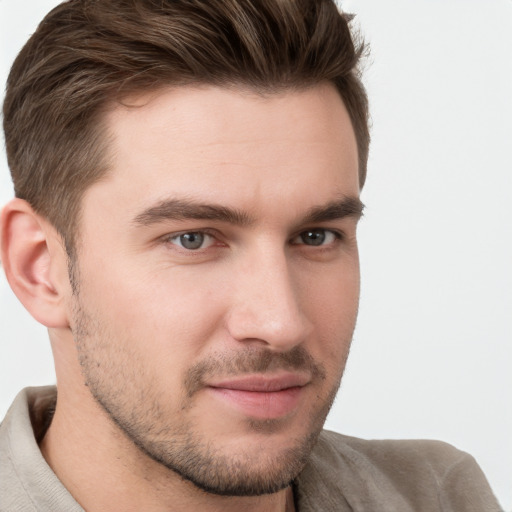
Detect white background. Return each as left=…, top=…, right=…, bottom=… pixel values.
left=1, top=0, right=511, bottom=509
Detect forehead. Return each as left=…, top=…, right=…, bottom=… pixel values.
left=86, top=84, right=359, bottom=221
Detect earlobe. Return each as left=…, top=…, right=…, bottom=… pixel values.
left=0, top=198, right=70, bottom=328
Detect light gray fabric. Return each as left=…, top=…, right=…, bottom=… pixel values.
left=0, top=387, right=83, bottom=512
left=295, top=431, right=503, bottom=511
left=0, top=387, right=503, bottom=512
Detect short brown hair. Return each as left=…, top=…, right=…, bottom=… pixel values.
left=3, top=0, right=369, bottom=252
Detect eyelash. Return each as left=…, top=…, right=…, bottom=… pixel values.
left=290, top=229, right=344, bottom=247
left=163, top=228, right=344, bottom=252
left=163, top=229, right=220, bottom=251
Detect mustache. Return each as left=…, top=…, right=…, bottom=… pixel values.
left=184, top=346, right=326, bottom=398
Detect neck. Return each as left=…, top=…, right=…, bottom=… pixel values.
left=39, top=387, right=295, bottom=512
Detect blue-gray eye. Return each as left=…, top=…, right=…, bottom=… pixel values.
left=301, top=230, right=325, bottom=246
left=294, top=229, right=338, bottom=246
left=172, top=232, right=208, bottom=250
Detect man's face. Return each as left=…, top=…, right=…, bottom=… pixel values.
left=70, top=84, right=361, bottom=495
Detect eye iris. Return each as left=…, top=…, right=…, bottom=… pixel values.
left=180, top=232, right=204, bottom=250
left=302, top=229, right=325, bottom=246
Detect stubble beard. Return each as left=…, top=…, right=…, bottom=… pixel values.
left=71, top=294, right=349, bottom=497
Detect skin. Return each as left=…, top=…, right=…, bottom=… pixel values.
left=1, top=83, right=361, bottom=512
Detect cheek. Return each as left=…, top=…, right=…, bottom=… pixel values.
left=302, top=256, right=360, bottom=320
left=300, top=261, right=359, bottom=364
left=76, top=257, right=228, bottom=383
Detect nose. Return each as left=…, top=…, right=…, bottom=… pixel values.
left=226, top=247, right=313, bottom=351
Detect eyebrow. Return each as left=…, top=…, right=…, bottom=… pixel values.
left=132, top=196, right=364, bottom=227
left=301, top=196, right=364, bottom=224
left=133, top=198, right=253, bottom=227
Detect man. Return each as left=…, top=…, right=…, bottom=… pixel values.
left=0, top=1, right=502, bottom=511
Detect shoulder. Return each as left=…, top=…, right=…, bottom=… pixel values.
left=315, top=429, right=472, bottom=475
left=0, top=387, right=83, bottom=512
left=294, top=430, right=502, bottom=512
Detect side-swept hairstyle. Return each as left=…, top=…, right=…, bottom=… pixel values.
left=3, top=0, right=369, bottom=252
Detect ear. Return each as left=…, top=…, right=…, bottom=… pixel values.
left=0, top=198, right=71, bottom=328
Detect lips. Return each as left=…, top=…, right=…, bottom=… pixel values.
left=206, top=373, right=310, bottom=419
left=209, top=373, right=310, bottom=392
